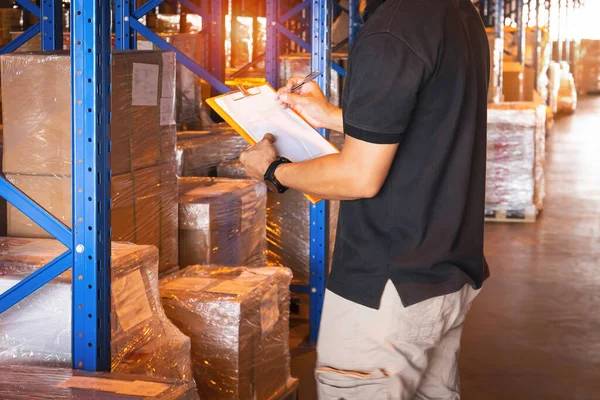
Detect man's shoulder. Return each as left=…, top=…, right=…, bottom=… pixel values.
left=358, top=0, right=450, bottom=66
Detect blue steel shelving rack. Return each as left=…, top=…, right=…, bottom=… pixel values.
left=118, top=0, right=361, bottom=343
left=0, top=0, right=361, bottom=372
left=0, top=0, right=112, bottom=371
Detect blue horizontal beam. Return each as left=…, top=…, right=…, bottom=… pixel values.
left=132, top=0, right=164, bottom=19
left=279, top=0, right=311, bottom=24
left=275, top=23, right=311, bottom=52
left=332, top=61, right=346, bottom=77
left=15, top=0, right=40, bottom=18
left=0, top=23, right=40, bottom=55
left=291, top=284, right=311, bottom=293
left=0, top=251, right=72, bottom=314
left=131, top=19, right=230, bottom=94
left=179, top=0, right=210, bottom=22
left=0, top=177, right=72, bottom=249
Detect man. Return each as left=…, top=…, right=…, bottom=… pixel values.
left=240, top=0, right=490, bottom=398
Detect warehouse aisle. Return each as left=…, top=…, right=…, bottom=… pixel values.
left=291, top=96, right=600, bottom=399
left=461, top=95, right=600, bottom=399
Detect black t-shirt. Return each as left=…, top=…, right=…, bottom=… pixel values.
left=329, top=0, right=491, bottom=309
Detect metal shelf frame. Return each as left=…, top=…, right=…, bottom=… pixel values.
left=0, top=0, right=362, bottom=372
left=0, top=0, right=112, bottom=371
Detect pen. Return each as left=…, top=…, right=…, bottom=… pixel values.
left=288, top=70, right=322, bottom=93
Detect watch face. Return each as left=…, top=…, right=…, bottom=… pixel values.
left=265, top=180, right=278, bottom=193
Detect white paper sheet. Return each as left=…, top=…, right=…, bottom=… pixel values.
left=213, top=84, right=339, bottom=162
left=132, top=63, right=159, bottom=106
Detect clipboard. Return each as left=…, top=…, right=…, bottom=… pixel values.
left=206, top=83, right=340, bottom=204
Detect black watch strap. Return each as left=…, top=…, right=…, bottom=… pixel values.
left=264, top=157, right=291, bottom=193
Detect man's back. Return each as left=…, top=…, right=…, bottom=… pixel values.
left=330, top=0, right=490, bottom=308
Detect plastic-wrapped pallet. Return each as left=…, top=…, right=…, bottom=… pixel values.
left=176, top=128, right=248, bottom=177
left=548, top=61, right=562, bottom=114
left=0, top=238, right=192, bottom=381
left=0, top=366, right=197, bottom=399
left=486, top=102, right=546, bottom=221
left=1, top=50, right=178, bottom=274
left=216, top=160, right=340, bottom=284
left=557, top=73, right=577, bottom=114
left=160, top=266, right=293, bottom=399
left=178, top=177, right=267, bottom=268
left=280, top=53, right=347, bottom=107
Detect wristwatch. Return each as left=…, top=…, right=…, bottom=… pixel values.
left=264, top=157, right=291, bottom=193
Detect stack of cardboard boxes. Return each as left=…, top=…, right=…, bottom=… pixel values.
left=1, top=51, right=178, bottom=274
left=486, top=102, right=546, bottom=220
left=0, top=238, right=192, bottom=380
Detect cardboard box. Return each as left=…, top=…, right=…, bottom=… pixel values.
left=178, top=177, right=267, bottom=268
left=503, top=62, right=525, bottom=102
left=6, top=163, right=179, bottom=273
left=0, top=238, right=192, bottom=381
left=176, top=129, right=248, bottom=177
left=160, top=266, right=292, bottom=399
left=1, top=51, right=176, bottom=176
left=217, top=161, right=340, bottom=284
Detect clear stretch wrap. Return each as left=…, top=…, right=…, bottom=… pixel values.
left=486, top=102, right=546, bottom=216
left=548, top=61, right=562, bottom=113
left=176, top=129, right=248, bottom=177
left=216, top=161, right=341, bottom=285
left=178, top=177, right=267, bottom=268
left=576, top=39, right=600, bottom=94
left=0, top=366, right=197, bottom=399
left=558, top=73, right=577, bottom=113
left=0, top=238, right=192, bottom=381
left=160, top=266, right=293, bottom=399
left=1, top=51, right=179, bottom=274
left=280, top=53, right=347, bottom=107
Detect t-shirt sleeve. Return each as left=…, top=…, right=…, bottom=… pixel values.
left=343, top=32, right=428, bottom=144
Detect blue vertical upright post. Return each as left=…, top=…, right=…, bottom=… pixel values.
left=265, top=0, right=279, bottom=86
left=495, top=0, right=505, bottom=97
left=516, top=0, right=525, bottom=65
left=71, top=0, right=112, bottom=371
left=40, top=0, right=63, bottom=50
left=115, top=0, right=137, bottom=50
left=209, top=0, right=226, bottom=95
left=309, top=0, right=331, bottom=343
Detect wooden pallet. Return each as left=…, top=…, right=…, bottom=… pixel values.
left=269, top=378, right=300, bottom=400
left=485, top=207, right=537, bottom=223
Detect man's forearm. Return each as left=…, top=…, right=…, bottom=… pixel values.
left=274, top=153, right=373, bottom=201
left=322, top=106, right=344, bottom=133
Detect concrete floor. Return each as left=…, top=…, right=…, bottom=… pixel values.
left=290, top=95, right=600, bottom=399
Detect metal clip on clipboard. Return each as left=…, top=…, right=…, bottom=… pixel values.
left=232, top=82, right=262, bottom=101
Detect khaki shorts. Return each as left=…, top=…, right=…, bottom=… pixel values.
left=316, top=281, right=480, bottom=400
